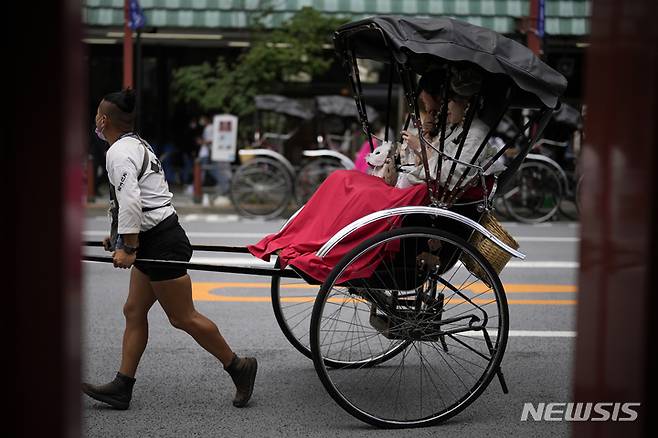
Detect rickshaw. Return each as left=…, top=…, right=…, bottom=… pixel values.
left=85, top=16, right=566, bottom=429
left=230, top=94, right=377, bottom=218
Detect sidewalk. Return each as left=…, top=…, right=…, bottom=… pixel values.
left=84, top=185, right=238, bottom=215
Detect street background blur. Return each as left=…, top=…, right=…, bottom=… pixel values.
left=83, top=0, right=587, bottom=221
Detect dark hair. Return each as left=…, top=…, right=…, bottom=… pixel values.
left=418, top=69, right=446, bottom=96
left=103, top=88, right=136, bottom=114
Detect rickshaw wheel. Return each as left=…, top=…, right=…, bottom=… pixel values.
left=310, top=227, right=509, bottom=428
left=502, top=160, right=563, bottom=224
left=271, top=259, right=317, bottom=361
left=271, top=259, right=408, bottom=368
left=294, top=157, right=346, bottom=206
left=229, top=157, right=293, bottom=219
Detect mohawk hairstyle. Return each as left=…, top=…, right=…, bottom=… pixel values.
left=103, top=88, right=136, bottom=114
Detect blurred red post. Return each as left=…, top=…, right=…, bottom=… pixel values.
left=573, top=0, right=658, bottom=436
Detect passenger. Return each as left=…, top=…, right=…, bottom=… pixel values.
left=248, top=67, right=503, bottom=283
left=397, top=67, right=505, bottom=190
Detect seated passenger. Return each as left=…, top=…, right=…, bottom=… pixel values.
left=397, top=68, right=505, bottom=192
left=248, top=67, right=504, bottom=282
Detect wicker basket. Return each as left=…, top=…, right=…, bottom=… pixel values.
left=460, top=212, right=519, bottom=286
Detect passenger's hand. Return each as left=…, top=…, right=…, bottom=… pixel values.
left=401, top=131, right=421, bottom=152
left=113, top=249, right=136, bottom=269
left=102, top=236, right=113, bottom=252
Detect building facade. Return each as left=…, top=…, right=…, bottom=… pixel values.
left=83, top=0, right=590, bottom=154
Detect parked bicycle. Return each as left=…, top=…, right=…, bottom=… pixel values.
left=498, top=104, right=583, bottom=223
left=230, top=94, right=377, bottom=218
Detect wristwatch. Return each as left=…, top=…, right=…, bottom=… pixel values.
left=116, top=236, right=138, bottom=255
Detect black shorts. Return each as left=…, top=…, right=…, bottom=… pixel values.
left=134, top=213, right=193, bottom=282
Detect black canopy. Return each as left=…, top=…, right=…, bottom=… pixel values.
left=334, top=16, right=568, bottom=109
left=254, top=94, right=314, bottom=120
left=315, top=95, right=379, bottom=121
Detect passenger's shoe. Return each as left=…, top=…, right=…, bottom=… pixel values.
left=224, top=354, right=257, bottom=407
left=81, top=372, right=135, bottom=410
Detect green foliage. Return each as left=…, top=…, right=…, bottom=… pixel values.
left=171, top=7, right=348, bottom=118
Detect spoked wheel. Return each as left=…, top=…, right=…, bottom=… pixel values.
left=272, top=259, right=407, bottom=367
left=502, top=160, right=563, bottom=223
left=310, top=227, right=509, bottom=428
left=229, top=157, right=293, bottom=219
left=271, top=259, right=318, bottom=361
left=294, top=157, right=345, bottom=205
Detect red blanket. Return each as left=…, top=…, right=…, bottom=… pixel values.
left=248, top=170, right=429, bottom=282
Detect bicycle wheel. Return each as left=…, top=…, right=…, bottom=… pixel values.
left=502, top=160, right=563, bottom=223
left=271, top=259, right=317, bottom=360
left=229, top=157, right=293, bottom=219
left=294, top=157, right=345, bottom=205
left=310, top=227, right=509, bottom=428
left=272, top=259, right=407, bottom=368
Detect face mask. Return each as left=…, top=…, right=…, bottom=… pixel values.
left=94, top=126, right=107, bottom=142
left=95, top=116, right=107, bottom=142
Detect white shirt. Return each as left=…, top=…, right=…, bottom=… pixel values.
left=402, top=118, right=505, bottom=190
left=106, top=135, right=176, bottom=234
left=198, top=123, right=213, bottom=159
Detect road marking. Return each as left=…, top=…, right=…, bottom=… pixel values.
left=206, top=281, right=577, bottom=293
left=464, top=330, right=576, bottom=338
left=506, top=261, right=579, bottom=268
left=191, top=282, right=577, bottom=305
left=515, top=237, right=579, bottom=242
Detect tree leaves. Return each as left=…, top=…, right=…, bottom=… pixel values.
left=171, top=7, right=348, bottom=118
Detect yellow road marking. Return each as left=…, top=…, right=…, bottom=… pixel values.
left=192, top=282, right=577, bottom=305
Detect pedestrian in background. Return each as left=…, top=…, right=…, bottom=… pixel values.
left=199, top=114, right=232, bottom=206
left=82, top=88, right=257, bottom=410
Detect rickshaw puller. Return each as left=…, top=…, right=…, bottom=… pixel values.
left=82, top=88, right=257, bottom=410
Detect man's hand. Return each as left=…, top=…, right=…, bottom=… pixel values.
left=113, top=249, right=137, bottom=269
left=103, top=236, right=113, bottom=252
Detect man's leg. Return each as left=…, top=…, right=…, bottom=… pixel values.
left=150, top=274, right=234, bottom=365
left=151, top=274, right=257, bottom=407
left=119, top=267, right=158, bottom=377
left=81, top=267, right=155, bottom=410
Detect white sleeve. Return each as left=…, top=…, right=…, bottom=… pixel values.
left=440, top=130, right=484, bottom=190
left=107, top=154, right=143, bottom=234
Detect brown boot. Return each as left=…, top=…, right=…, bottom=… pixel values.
left=224, top=354, right=257, bottom=407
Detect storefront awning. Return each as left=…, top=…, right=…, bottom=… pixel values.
left=83, top=0, right=590, bottom=36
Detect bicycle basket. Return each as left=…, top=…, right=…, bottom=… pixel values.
left=460, top=212, right=519, bottom=286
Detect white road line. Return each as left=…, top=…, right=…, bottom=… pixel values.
left=464, top=330, right=576, bottom=338
left=515, top=237, right=579, bottom=242
left=507, top=261, right=578, bottom=268
left=509, top=330, right=576, bottom=337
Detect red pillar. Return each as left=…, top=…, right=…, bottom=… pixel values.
left=123, top=0, right=133, bottom=88
left=573, top=0, right=658, bottom=436
left=527, top=0, right=543, bottom=55
left=9, top=0, right=83, bottom=436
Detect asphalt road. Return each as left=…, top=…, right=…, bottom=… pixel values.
left=81, top=213, right=579, bottom=437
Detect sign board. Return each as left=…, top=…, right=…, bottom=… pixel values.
left=211, top=114, right=238, bottom=162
